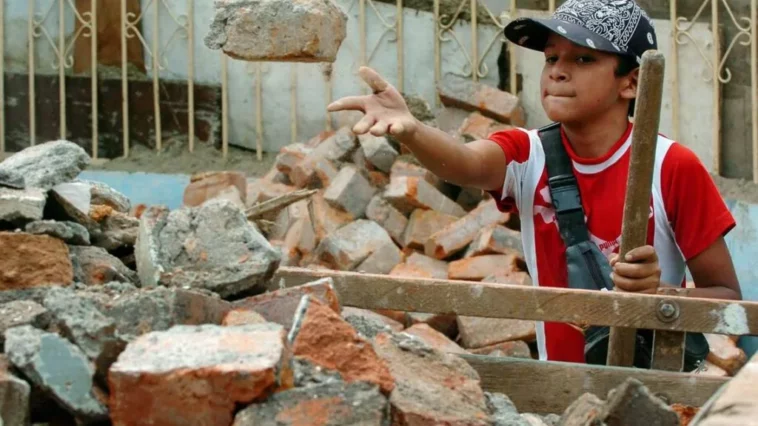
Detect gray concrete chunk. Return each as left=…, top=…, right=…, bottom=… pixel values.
left=79, top=180, right=131, bottom=213
left=359, top=134, right=399, bottom=173
left=315, top=219, right=395, bottom=270
left=0, top=187, right=46, bottom=224
left=0, top=301, right=50, bottom=348
left=69, top=245, right=138, bottom=286
left=0, top=140, right=90, bottom=190
left=4, top=325, right=108, bottom=423
left=0, top=356, right=31, bottom=426
left=25, top=220, right=90, bottom=245
left=324, top=165, right=376, bottom=218
left=136, top=200, right=281, bottom=297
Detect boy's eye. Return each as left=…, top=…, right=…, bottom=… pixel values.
left=577, top=55, right=596, bottom=64
left=545, top=55, right=558, bottom=64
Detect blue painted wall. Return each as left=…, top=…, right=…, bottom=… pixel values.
left=80, top=170, right=758, bottom=357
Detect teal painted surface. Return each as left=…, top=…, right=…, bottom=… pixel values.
left=78, top=171, right=758, bottom=357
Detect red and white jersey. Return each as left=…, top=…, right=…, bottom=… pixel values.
left=487, top=122, right=735, bottom=363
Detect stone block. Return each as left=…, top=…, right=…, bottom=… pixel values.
left=365, top=195, right=407, bottom=244
left=315, top=220, right=395, bottom=271
left=90, top=210, right=140, bottom=251
left=384, top=176, right=466, bottom=217
left=438, top=74, right=526, bottom=126
left=402, top=209, right=458, bottom=250
left=25, top=220, right=90, bottom=245
left=0, top=187, right=46, bottom=225
left=705, top=333, right=747, bottom=376
left=290, top=296, right=394, bottom=394
left=600, top=378, right=679, bottom=426
left=205, top=0, right=348, bottom=63
left=0, top=301, right=50, bottom=347
left=80, top=179, right=131, bottom=213
left=0, top=356, right=31, bottom=426
left=404, top=323, right=468, bottom=355
left=233, top=381, right=387, bottom=426
left=351, top=143, right=374, bottom=172
left=483, top=271, right=532, bottom=286
left=426, top=199, right=512, bottom=259
left=355, top=241, right=403, bottom=274
left=312, top=126, right=359, bottom=162
left=106, top=287, right=232, bottom=342
left=183, top=171, right=247, bottom=208
left=359, top=134, right=399, bottom=173
left=5, top=326, right=108, bottom=423
left=485, top=392, right=531, bottom=426
left=470, top=340, right=532, bottom=358
left=283, top=215, right=318, bottom=257
left=324, top=165, right=376, bottom=218
left=0, top=140, right=90, bottom=190
left=310, top=191, right=353, bottom=240
left=0, top=168, right=24, bottom=189
left=373, top=331, right=489, bottom=425
left=0, top=233, right=73, bottom=290
left=70, top=246, right=138, bottom=286
left=135, top=201, right=281, bottom=298
left=407, top=311, right=458, bottom=338
left=457, top=316, right=536, bottom=349
left=459, top=111, right=515, bottom=141
left=232, top=277, right=340, bottom=330
left=275, top=143, right=312, bottom=174
left=465, top=224, right=523, bottom=258
left=448, top=255, right=524, bottom=281
left=42, top=287, right=125, bottom=379
left=109, top=324, right=293, bottom=426
left=342, top=306, right=405, bottom=338
left=397, top=252, right=449, bottom=280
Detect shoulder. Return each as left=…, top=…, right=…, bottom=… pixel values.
left=658, top=137, right=711, bottom=181
left=488, top=127, right=540, bottom=164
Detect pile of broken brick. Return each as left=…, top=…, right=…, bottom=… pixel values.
left=0, top=78, right=747, bottom=426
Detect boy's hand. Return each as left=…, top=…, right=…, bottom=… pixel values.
left=327, top=66, right=418, bottom=138
left=609, top=245, right=661, bottom=294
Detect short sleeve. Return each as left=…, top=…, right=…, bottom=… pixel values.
left=661, top=143, right=736, bottom=260
left=485, top=128, right=532, bottom=213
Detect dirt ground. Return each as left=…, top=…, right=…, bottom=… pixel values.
left=89, top=140, right=277, bottom=177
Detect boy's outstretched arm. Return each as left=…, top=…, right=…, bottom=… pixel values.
left=327, top=66, right=506, bottom=191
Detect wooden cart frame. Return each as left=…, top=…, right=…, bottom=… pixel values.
left=273, top=267, right=758, bottom=418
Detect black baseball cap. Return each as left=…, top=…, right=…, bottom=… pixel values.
left=503, top=0, right=657, bottom=64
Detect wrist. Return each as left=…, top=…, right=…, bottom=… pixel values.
left=395, top=117, right=425, bottom=146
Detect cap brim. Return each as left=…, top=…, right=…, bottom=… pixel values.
left=504, top=17, right=631, bottom=59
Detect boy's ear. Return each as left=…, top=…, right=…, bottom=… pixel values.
left=619, top=67, right=639, bottom=101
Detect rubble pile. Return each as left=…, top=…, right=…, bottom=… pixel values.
left=0, top=77, right=746, bottom=425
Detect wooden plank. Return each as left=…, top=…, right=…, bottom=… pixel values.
left=273, top=268, right=758, bottom=336
left=691, top=352, right=758, bottom=425
left=461, top=354, right=728, bottom=415
left=651, top=331, right=686, bottom=371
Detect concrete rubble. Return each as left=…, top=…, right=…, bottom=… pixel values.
left=0, top=82, right=744, bottom=426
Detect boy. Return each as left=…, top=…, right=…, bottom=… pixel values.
left=327, top=0, right=742, bottom=363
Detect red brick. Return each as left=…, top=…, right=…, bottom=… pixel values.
left=222, top=309, right=267, bottom=326
left=390, top=157, right=448, bottom=194
left=356, top=241, right=403, bottom=275
left=262, top=166, right=292, bottom=185
left=310, top=191, right=353, bottom=240
left=183, top=171, right=247, bottom=207
left=458, top=111, right=515, bottom=141
left=404, top=323, right=468, bottom=355
left=231, top=278, right=341, bottom=330
left=402, top=209, right=458, bottom=250
left=291, top=297, right=394, bottom=394
left=341, top=306, right=405, bottom=332
left=108, top=324, right=292, bottom=426
left=372, top=309, right=410, bottom=325
left=306, top=130, right=336, bottom=148
left=366, top=195, right=407, bottom=245
left=705, top=333, right=747, bottom=376
left=324, top=165, right=377, bottom=218
left=268, top=200, right=311, bottom=241
left=315, top=220, right=395, bottom=271
left=258, top=181, right=298, bottom=203
left=269, top=240, right=301, bottom=267
left=483, top=271, right=532, bottom=286
left=457, top=316, right=537, bottom=349
left=448, top=255, right=524, bottom=281
left=404, top=252, right=449, bottom=279
left=465, top=224, right=523, bottom=258
left=358, top=134, right=398, bottom=173
left=469, top=340, right=532, bottom=358
left=0, top=233, right=73, bottom=290
left=426, top=199, right=511, bottom=259
left=313, top=157, right=339, bottom=188
left=283, top=215, right=317, bottom=257
left=407, top=312, right=458, bottom=338
left=373, top=332, right=490, bottom=425
left=368, top=171, right=390, bottom=189
left=384, top=176, right=465, bottom=217
left=275, top=143, right=312, bottom=174
left=438, top=74, right=526, bottom=126
left=390, top=263, right=437, bottom=279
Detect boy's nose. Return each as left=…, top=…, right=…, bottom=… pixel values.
left=549, top=64, right=570, bottom=82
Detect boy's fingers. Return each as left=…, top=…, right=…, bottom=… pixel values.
left=353, top=115, right=376, bottom=135
left=612, top=261, right=660, bottom=279
left=369, top=120, right=389, bottom=136
left=327, top=96, right=366, bottom=112
left=624, top=245, right=657, bottom=263
left=612, top=274, right=658, bottom=294
left=359, top=66, right=390, bottom=93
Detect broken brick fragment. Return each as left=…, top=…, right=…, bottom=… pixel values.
left=324, top=165, right=376, bottom=218
left=290, top=296, right=394, bottom=394
left=470, top=340, right=532, bottom=358
left=403, top=323, right=469, bottom=355
left=457, top=315, right=537, bottom=349
left=448, top=255, right=525, bottom=281
left=426, top=199, right=512, bottom=259
left=459, top=111, right=515, bottom=141
left=366, top=195, right=407, bottom=245
left=438, top=74, right=526, bottom=126
left=402, top=209, right=458, bottom=250
left=384, top=176, right=466, bottom=218
left=183, top=171, right=247, bottom=207
left=315, top=220, right=395, bottom=271
left=465, top=224, right=524, bottom=258
left=0, top=232, right=73, bottom=290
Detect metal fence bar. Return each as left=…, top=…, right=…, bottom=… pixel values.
left=670, top=0, right=680, bottom=143
left=549, top=0, right=555, bottom=12
left=187, top=0, right=195, bottom=153
left=291, top=64, right=298, bottom=143
left=751, top=0, right=758, bottom=183
left=397, top=0, right=404, bottom=92
left=28, top=0, right=36, bottom=146
left=434, top=0, right=440, bottom=106
left=121, top=0, right=129, bottom=157
left=509, top=0, right=517, bottom=95
left=256, top=63, right=263, bottom=159
left=712, top=0, right=721, bottom=175
left=0, top=0, right=5, bottom=154
left=58, top=0, right=66, bottom=140
left=471, top=0, right=478, bottom=82
left=152, top=0, right=162, bottom=152
left=90, top=0, right=99, bottom=159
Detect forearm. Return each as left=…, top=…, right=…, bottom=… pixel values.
left=397, top=121, right=485, bottom=188
left=686, top=285, right=742, bottom=301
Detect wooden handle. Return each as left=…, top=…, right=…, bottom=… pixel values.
left=607, top=50, right=666, bottom=367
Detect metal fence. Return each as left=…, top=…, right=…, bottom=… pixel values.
left=1, top=0, right=756, bottom=181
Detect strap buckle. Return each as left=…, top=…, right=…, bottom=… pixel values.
left=548, top=174, right=583, bottom=214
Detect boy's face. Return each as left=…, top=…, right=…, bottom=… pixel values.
left=540, top=33, right=638, bottom=124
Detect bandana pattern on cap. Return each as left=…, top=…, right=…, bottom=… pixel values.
left=553, top=0, right=651, bottom=52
